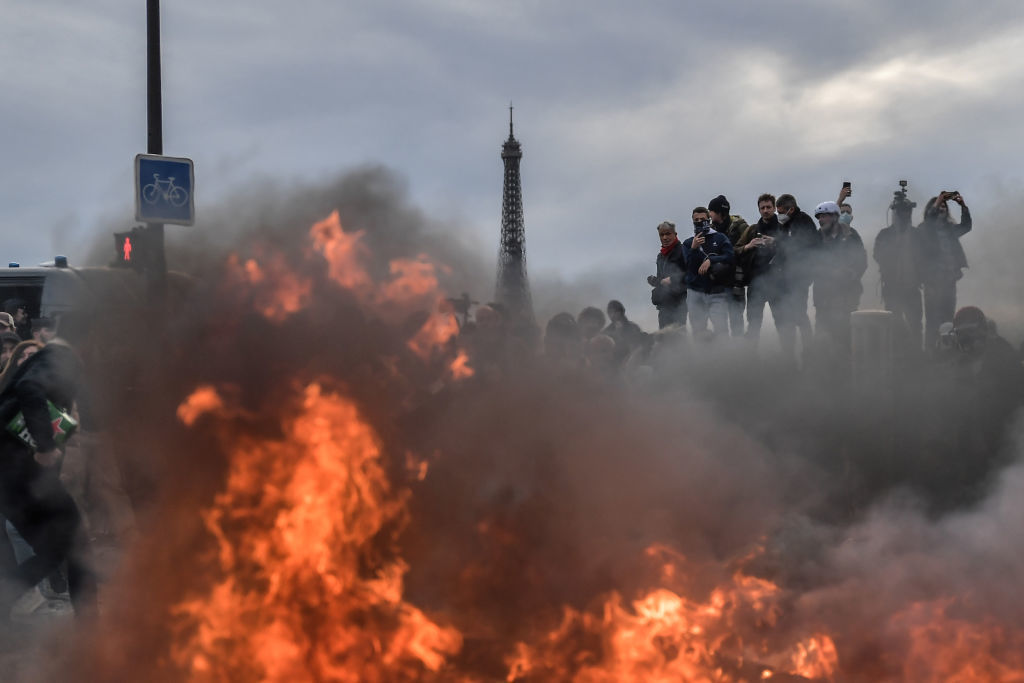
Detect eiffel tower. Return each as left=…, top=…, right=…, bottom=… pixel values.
left=495, top=106, right=534, bottom=324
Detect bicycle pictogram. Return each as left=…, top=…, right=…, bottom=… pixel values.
left=142, top=174, right=189, bottom=207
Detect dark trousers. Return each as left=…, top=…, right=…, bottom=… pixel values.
left=728, top=286, right=746, bottom=337
left=815, top=304, right=855, bottom=353
left=778, top=281, right=812, bottom=362
left=657, top=301, right=687, bottom=329
left=882, top=285, right=923, bottom=351
left=924, top=279, right=957, bottom=351
left=746, top=277, right=786, bottom=348
left=0, top=453, right=96, bottom=616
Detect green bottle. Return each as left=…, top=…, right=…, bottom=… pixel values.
left=6, top=401, right=78, bottom=450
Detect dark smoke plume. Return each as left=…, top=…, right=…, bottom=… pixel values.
left=25, top=166, right=1024, bottom=681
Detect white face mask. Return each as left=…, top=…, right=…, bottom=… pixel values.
left=776, top=211, right=791, bottom=225
left=839, top=213, right=853, bottom=225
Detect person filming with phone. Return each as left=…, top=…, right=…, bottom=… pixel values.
left=919, top=190, right=972, bottom=350
left=682, top=206, right=735, bottom=338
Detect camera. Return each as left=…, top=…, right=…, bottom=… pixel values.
left=891, top=180, right=917, bottom=213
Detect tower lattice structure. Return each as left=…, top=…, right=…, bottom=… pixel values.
left=495, top=107, right=534, bottom=324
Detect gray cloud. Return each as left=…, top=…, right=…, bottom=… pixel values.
left=4, top=1, right=1024, bottom=341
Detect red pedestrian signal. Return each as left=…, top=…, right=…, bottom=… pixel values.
left=114, top=229, right=147, bottom=270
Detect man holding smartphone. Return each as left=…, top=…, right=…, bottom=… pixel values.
left=683, top=207, right=735, bottom=338
left=919, top=190, right=972, bottom=349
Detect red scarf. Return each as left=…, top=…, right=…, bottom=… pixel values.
left=660, top=238, right=680, bottom=255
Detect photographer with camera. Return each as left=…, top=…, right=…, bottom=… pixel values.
left=919, top=190, right=972, bottom=349
left=874, top=181, right=925, bottom=350
left=682, top=207, right=735, bottom=338
left=648, top=221, right=687, bottom=329
left=813, top=201, right=867, bottom=357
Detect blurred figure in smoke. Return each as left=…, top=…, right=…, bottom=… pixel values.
left=0, top=332, right=20, bottom=371
left=0, top=340, right=96, bottom=619
left=928, top=306, right=1024, bottom=504
left=31, top=317, right=57, bottom=345
left=2, top=299, right=31, bottom=341
left=735, top=193, right=785, bottom=351
left=583, top=334, right=619, bottom=381
left=543, top=312, right=583, bottom=370
left=874, top=183, right=924, bottom=350
left=948, top=306, right=1022, bottom=378
left=813, top=201, right=867, bottom=358
left=774, top=194, right=821, bottom=364
left=602, top=300, right=646, bottom=365
left=708, top=195, right=749, bottom=338
left=683, top=207, right=735, bottom=339
left=462, top=304, right=508, bottom=380
left=648, top=221, right=687, bottom=329
left=919, top=190, right=972, bottom=349
left=576, top=307, right=607, bottom=342
left=0, top=313, right=16, bottom=337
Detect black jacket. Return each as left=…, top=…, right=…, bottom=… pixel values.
left=780, top=209, right=821, bottom=285
left=874, top=223, right=925, bottom=291
left=682, top=231, right=735, bottom=294
left=652, top=241, right=687, bottom=309
left=737, top=215, right=784, bottom=281
left=0, top=344, right=83, bottom=454
left=919, top=206, right=972, bottom=283
left=813, top=227, right=867, bottom=310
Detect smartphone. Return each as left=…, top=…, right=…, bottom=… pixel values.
left=843, top=181, right=852, bottom=196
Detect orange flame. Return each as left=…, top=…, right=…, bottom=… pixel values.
left=171, top=384, right=462, bottom=680
left=449, top=350, right=474, bottom=381
left=310, top=210, right=373, bottom=293
left=306, top=212, right=465, bottom=362
left=176, top=385, right=224, bottom=427
left=505, top=549, right=840, bottom=682
left=895, top=600, right=1024, bottom=682
left=225, top=252, right=312, bottom=323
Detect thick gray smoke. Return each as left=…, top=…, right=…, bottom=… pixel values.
left=21, top=166, right=1023, bottom=680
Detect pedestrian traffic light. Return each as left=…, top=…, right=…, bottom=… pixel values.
left=114, top=227, right=150, bottom=271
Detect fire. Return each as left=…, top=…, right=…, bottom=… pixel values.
left=505, top=550, right=839, bottom=682
left=449, top=349, right=475, bottom=380
left=310, top=210, right=373, bottom=293
left=408, top=302, right=461, bottom=359
left=894, top=600, right=1024, bottom=682
left=176, top=385, right=224, bottom=427
left=224, top=252, right=312, bottom=323
left=788, top=635, right=838, bottom=680
left=171, top=384, right=462, bottom=680
left=306, top=211, right=466, bottom=361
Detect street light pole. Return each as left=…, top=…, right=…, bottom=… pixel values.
left=146, top=0, right=167, bottom=282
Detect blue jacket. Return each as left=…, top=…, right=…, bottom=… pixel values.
left=682, top=230, right=735, bottom=294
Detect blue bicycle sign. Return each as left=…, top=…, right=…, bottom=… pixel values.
left=135, top=154, right=195, bottom=225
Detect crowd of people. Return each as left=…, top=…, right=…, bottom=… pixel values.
left=456, top=183, right=1024, bottom=390
left=646, top=185, right=974, bottom=359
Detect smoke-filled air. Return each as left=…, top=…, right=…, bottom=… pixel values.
left=9, top=167, right=1008, bottom=681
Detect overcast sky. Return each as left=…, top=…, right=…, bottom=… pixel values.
left=5, top=1, right=1024, bottom=329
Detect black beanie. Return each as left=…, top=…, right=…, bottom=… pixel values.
left=708, top=195, right=730, bottom=216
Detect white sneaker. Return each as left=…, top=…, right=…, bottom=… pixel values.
left=9, top=586, right=47, bottom=618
